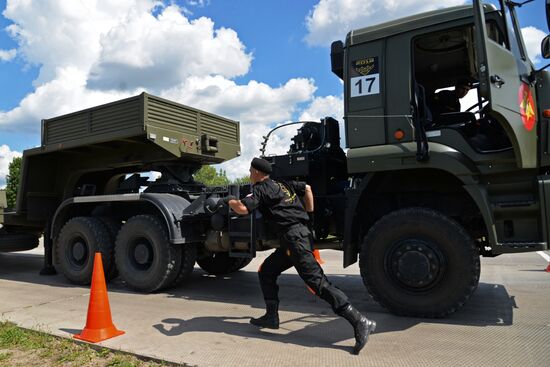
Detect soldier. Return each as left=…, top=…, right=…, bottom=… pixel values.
left=221, top=157, right=376, bottom=355
left=431, top=79, right=471, bottom=117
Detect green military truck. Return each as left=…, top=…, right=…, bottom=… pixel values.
left=0, top=92, right=242, bottom=292
left=1, top=0, right=549, bottom=318
left=266, top=0, right=550, bottom=317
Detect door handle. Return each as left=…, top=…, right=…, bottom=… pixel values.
left=490, top=75, right=505, bottom=88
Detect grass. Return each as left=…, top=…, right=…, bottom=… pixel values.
left=0, top=322, right=171, bottom=367
left=0, top=321, right=51, bottom=349
left=0, top=352, right=12, bottom=362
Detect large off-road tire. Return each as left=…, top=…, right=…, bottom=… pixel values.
left=197, top=253, right=253, bottom=275
left=96, top=216, right=121, bottom=281
left=114, top=215, right=181, bottom=293
left=55, top=217, right=114, bottom=285
left=359, top=207, right=480, bottom=318
left=170, top=244, right=198, bottom=287
left=0, top=233, right=39, bottom=252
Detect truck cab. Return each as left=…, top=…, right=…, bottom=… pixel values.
left=328, top=1, right=549, bottom=257
left=317, top=0, right=549, bottom=316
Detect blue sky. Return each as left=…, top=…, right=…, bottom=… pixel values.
left=0, top=0, right=547, bottom=185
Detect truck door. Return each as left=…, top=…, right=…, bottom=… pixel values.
left=473, top=0, right=537, bottom=168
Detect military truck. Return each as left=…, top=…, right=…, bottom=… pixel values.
left=1, top=0, right=549, bottom=318
left=0, top=92, right=243, bottom=292
left=263, top=0, right=550, bottom=317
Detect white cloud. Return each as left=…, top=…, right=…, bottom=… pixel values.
left=522, top=26, right=547, bottom=64
left=0, top=144, right=22, bottom=186
left=299, top=94, right=346, bottom=148
left=0, top=48, right=16, bottom=61
left=299, top=95, right=343, bottom=121
left=3, top=0, right=156, bottom=85
left=187, top=0, right=210, bottom=7
left=305, top=0, right=466, bottom=46
left=0, top=1, right=318, bottom=179
left=88, top=5, right=252, bottom=90
left=0, top=67, right=133, bottom=132
left=162, top=76, right=316, bottom=125
left=4, top=1, right=251, bottom=90
left=162, top=75, right=317, bottom=178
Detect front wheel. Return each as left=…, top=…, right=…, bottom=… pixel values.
left=359, top=207, right=480, bottom=318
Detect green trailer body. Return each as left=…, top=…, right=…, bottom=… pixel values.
left=2, top=92, right=239, bottom=229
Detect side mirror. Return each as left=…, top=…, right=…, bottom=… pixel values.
left=542, top=35, right=550, bottom=59
left=330, top=40, right=344, bottom=79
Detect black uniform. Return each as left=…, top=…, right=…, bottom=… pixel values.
left=241, top=178, right=349, bottom=313
left=432, top=89, right=460, bottom=117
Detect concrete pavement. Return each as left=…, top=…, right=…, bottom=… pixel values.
left=1, top=246, right=549, bottom=367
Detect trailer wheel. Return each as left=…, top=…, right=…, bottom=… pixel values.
left=0, top=233, right=39, bottom=252
left=114, top=215, right=180, bottom=293
left=359, top=207, right=480, bottom=318
left=170, top=244, right=198, bottom=287
left=55, top=217, right=114, bottom=285
left=232, top=257, right=253, bottom=272
left=197, top=253, right=252, bottom=275
left=96, top=217, right=121, bottom=281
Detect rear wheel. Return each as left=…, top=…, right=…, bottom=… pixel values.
left=96, top=216, right=121, bottom=281
left=0, top=233, right=39, bottom=252
left=230, top=257, right=253, bottom=272
left=114, top=215, right=180, bottom=293
left=55, top=217, right=113, bottom=285
left=197, top=253, right=253, bottom=275
left=359, top=207, right=480, bottom=318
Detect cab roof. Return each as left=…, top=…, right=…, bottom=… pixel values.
left=346, top=4, right=497, bottom=46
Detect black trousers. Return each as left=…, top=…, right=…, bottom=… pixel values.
left=258, top=224, right=349, bottom=313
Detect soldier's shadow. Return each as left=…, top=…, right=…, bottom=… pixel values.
left=153, top=315, right=358, bottom=353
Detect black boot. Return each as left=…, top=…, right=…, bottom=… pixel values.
left=338, top=304, right=376, bottom=355
left=250, top=300, right=280, bottom=329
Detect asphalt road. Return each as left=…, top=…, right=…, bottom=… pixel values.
left=0, top=246, right=549, bottom=367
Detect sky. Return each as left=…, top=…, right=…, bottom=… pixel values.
left=0, top=0, right=547, bottom=186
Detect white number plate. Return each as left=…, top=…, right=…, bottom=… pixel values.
left=350, top=74, right=380, bottom=97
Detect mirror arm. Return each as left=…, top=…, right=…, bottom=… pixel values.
left=528, top=63, right=550, bottom=83
left=507, top=0, right=534, bottom=7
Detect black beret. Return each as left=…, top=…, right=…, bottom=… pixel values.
left=251, top=157, right=272, bottom=174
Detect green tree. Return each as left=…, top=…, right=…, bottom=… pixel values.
left=233, top=175, right=251, bottom=185
left=6, top=157, right=22, bottom=208
left=193, top=165, right=230, bottom=186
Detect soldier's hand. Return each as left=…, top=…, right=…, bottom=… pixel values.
left=216, top=195, right=237, bottom=211
left=222, top=195, right=237, bottom=205
left=204, top=195, right=237, bottom=214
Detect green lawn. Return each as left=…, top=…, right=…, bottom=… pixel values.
left=0, top=322, right=170, bottom=367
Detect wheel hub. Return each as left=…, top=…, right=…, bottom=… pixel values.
left=134, top=243, right=151, bottom=265
left=69, top=238, right=88, bottom=267
left=388, top=240, right=444, bottom=289
left=129, top=238, right=154, bottom=271
left=72, top=242, right=86, bottom=262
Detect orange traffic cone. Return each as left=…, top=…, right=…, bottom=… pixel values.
left=313, top=249, right=325, bottom=265
left=74, top=252, right=125, bottom=343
